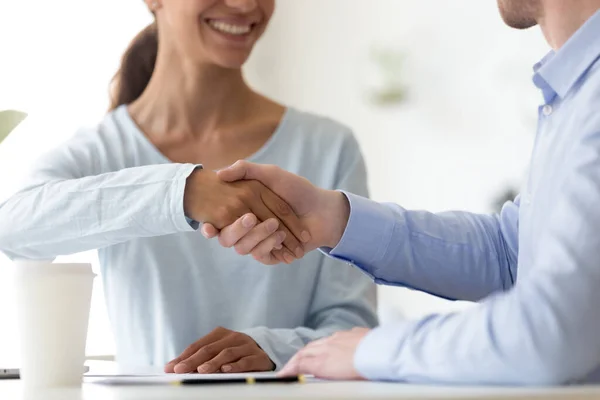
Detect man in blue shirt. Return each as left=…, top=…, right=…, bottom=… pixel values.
left=202, top=0, right=600, bottom=385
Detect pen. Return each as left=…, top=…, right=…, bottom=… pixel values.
left=170, top=375, right=305, bottom=386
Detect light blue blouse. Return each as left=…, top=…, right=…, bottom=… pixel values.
left=0, top=106, right=378, bottom=368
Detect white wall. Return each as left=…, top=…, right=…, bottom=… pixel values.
left=245, top=0, right=548, bottom=320
left=0, top=0, right=152, bottom=364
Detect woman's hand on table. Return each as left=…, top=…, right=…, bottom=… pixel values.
left=165, top=327, right=274, bottom=374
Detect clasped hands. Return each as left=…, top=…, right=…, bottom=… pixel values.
left=184, top=161, right=350, bottom=264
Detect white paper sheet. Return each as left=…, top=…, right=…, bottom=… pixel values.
left=88, top=371, right=276, bottom=380
left=85, top=371, right=303, bottom=385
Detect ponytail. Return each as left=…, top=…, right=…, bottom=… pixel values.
left=109, top=22, right=158, bottom=111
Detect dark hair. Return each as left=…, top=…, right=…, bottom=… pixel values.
left=109, top=22, right=158, bottom=111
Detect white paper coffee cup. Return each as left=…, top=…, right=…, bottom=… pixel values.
left=14, top=261, right=95, bottom=389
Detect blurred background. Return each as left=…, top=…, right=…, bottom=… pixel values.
left=0, top=0, right=547, bottom=363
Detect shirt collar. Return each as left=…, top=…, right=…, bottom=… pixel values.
left=533, top=9, right=600, bottom=101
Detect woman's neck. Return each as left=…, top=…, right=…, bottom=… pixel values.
left=129, top=56, right=258, bottom=138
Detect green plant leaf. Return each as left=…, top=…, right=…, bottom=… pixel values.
left=0, top=110, right=27, bottom=145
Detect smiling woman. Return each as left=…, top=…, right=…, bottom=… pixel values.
left=0, top=0, right=377, bottom=373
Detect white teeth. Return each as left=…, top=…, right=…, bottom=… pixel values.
left=208, top=20, right=252, bottom=36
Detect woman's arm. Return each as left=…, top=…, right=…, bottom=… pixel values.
left=0, top=129, right=304, bottom=260
left=0, top=163, right=199, bottom=260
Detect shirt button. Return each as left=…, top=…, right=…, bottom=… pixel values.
left=542, top=104, right=553, bottom=116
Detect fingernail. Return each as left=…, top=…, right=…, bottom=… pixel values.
left=242, top=214, right=255, bottom=228
left=221, top=365, right=232, bottom=373
left=301, top=231, right=312, bottom=243
left=198, top=364, right=209, bottom=373
left=295, top=247, right=304, bottom=258
left=174, top=363, right=189, bottom=373
left=267, top=219, right=279, bottom=233
left=274, top=244, right=283, bottom=250
left=284, top=251, right=295, bottom=264
left=277, top=231, right=286, bottom=242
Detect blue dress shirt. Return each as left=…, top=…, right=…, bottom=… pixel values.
left=326, top=10, right=600, bottom=385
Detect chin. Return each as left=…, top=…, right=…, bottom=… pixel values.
left=213, top=54, right=251, bottom=69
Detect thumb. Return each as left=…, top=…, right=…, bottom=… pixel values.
left=218, top=160, right=277, bottom=185
left=217, top=160, right=252, bottom=182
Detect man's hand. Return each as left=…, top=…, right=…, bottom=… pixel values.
left=184, top=168, right=309, bottom=264
left=165, top=327, right=274, bottom=374
left=201, top=161, right=351, bottom=262
left=278, top=328, right=369, bottom=380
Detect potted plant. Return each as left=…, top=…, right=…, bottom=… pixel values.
left=0, top=110, right=27, bottom=145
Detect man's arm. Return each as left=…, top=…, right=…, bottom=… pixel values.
left=324, top=193, right=519, bottom=301
left=285, top=127, right=600, bottom=385
left=211, top=161, right=519, bottom=302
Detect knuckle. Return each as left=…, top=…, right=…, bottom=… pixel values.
left=222, top=347, right=236, bottom=358
left=183, top=343, right=198, bottom=353
left=218, top=234, right=233, bottom=248
left=197, top=346, right=214, bottom=359
left=238, top=189, right=253, bottom=203
left=252, top=240, right=271, bottom=255
left=264, top=220, right=278, bottom=234
left=235, top=242, right=250, bottom=255
left=228, top=198, right=244, bottom=211
left=214, top=206, right=231, bottom=224
left=240, top=184, right=257, bottom=200
left=236, top=358, right=250, bottom=371
left=275, top=200, right=292, bottom=216
left=239, top=334, right=253, bottom=345
left=214, top=326, right=227, bottom=334
left=252, top=252, right=269, bottom=263
left=250, top=249, right=266, bottom=261
left=228, top=331, right=243, bottom=341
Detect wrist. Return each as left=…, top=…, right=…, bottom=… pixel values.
left=321, top=189, right=350, bottom=249
left=183, top=168, right=209, bottom=221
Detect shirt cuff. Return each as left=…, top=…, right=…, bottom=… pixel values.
left=320, top=192, right=396, bottom=277
left=240, top=327, right=282, bottom=370
left=169, top=164, right=202, bottom=232
left=354, top=322, right=409, bottom=381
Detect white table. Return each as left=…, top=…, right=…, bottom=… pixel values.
left=3, top=378, right=600, bottom=400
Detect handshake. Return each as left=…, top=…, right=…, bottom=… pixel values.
left=184, top=161, right=351, bottom=264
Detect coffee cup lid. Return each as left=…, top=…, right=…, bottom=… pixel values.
left=13, top=261, right=96, bottom=276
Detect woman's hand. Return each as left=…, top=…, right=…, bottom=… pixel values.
left=184, top=168, right=309, bottom=264
left=165, top=327, right=274, bottom=374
